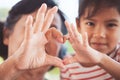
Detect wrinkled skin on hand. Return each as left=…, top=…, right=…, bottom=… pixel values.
left=13, top=4, right=65, bottom=71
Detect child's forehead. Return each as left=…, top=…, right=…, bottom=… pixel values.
left=78, top=0, right=120, bottom=18
left=82, top=7, right=120, bottom=19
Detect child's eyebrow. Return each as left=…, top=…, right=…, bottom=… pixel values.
left=105, top=19, right=118, bottom=23
left=83, top=17, right=119, bottom=23
left=83, top=17, right=95, bottom=21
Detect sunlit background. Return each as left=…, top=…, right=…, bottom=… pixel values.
left=0, top=0, right=78, bottom=24
left=0, top=0, right=78, bottom=80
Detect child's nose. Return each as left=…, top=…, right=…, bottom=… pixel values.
left=93, top=26, right=106, bottom=38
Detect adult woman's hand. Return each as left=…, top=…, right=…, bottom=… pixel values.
left=14, top=4, right=64, bottom=70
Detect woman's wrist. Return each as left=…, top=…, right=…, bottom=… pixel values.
left=0, top=56, right=23, bottom=80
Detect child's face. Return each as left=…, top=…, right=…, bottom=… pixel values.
left=77, top=8, right=120, bottom=54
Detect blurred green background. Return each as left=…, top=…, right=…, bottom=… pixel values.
left=0, top=8, right=9, bottom=21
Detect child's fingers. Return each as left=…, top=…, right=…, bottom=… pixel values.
left=71, top=23, right=78, bottom=37
left=71, top=24, right=83, bottom=44
left=82, top=32, right=89, bottom=46
left=65, top=21, right=76, bottom=44
left=33, top=3, right=47, bottom=33
left=42, top=6, right=58, bottom=33
left=64, top=21, right=73, bottom=37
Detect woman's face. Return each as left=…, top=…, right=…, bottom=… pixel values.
left=77, top=8, right=120, bottom=54
left=5, top=10, right=62, bottom=57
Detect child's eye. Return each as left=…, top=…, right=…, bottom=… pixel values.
left=85, top=22, right=95, bottom=27
left=106, top=23, right=118, bottom=28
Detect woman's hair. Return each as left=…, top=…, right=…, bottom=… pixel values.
left=78, top=0, right=120, bottom=19
left=5, top=0, right=67, bottom=35
left=0, top=21, right=8, bottom=60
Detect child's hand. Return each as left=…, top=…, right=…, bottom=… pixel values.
left=64, top=21, right=104, bottom=66
left=14, top=4, right=64, bottom=70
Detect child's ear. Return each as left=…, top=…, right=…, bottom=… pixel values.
left=76, top=18, right=81, bottom=32
left=3, top=27, right=9, bottom=45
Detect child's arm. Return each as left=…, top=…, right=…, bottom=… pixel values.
left=99, top=54, right=120, bottom=79
left=64, top=21, right=120, bottom=79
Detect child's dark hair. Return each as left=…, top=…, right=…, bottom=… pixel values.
left=0, top=21, right=8, bottom=60
left=5, top=0, right=67, bottom=35
left=78, top=0, right=120, bottom=19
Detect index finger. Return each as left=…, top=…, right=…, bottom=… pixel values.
left=42, top=6, right=58, bottom=33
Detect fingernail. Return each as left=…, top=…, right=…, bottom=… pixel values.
left=41, top=3, right=47, bottom=8
left=57, top=36, right=63, bottom=43
left=52, top=6, right=58, bottom=13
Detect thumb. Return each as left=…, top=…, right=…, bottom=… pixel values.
left=51, top=28, right=63, bottom=43
left=45, top=29, right=52, bottom=41
left=63, top=56, right=78, bottom=65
